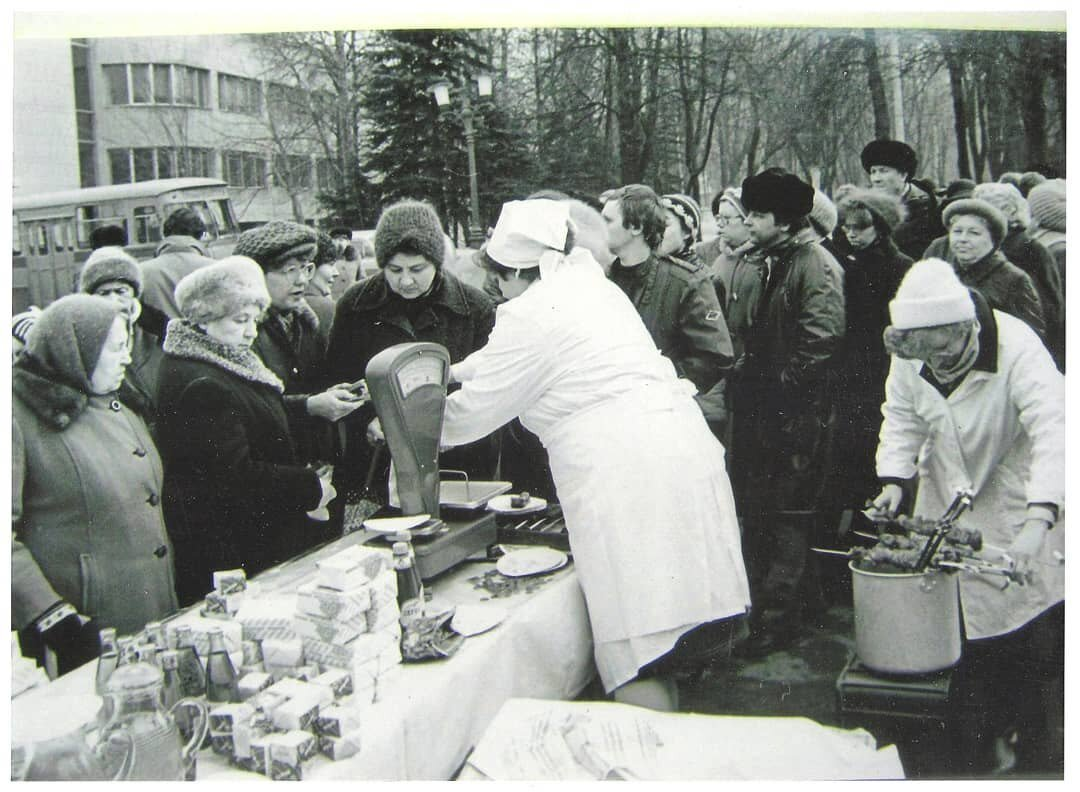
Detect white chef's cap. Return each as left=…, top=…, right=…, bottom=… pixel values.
left=486, top=200, right=570, bottom=270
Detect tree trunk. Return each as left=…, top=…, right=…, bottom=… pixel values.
left=611, top=29, right=644, bottom=184
left=1017, top=44, right=1049, bottom=170
left=939, top=33, right=972, bottom=179
left=863, top=29, right=891, bottom=140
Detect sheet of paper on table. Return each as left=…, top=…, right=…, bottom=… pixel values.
left=466, top=698, right=905, bottom=781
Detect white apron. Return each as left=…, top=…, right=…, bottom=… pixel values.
left=539, top=382, right=751, bottom=691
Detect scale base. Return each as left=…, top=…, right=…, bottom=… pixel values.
left=370, top=508, right=496, bottom=581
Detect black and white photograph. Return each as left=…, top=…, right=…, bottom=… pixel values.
left=6, top=2, right=1069, bottom=782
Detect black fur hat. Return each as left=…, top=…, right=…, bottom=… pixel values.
left=860, top=139, right=918, bottom=178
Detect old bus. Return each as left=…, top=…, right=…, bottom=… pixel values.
left=12, top=177, right=241, bottom=311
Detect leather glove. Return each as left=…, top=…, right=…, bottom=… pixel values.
left=39, top=611, right=101, bottom=677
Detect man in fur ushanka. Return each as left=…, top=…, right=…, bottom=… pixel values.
left=234, top=220, right=365, bottom=466
left=728, top=167, right=846, bottom=655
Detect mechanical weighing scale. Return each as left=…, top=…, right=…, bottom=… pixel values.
left=364, top=342, right=499, bottom=581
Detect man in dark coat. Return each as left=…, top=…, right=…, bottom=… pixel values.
left=861, top=139, right=944, bottom=260
left=139, top=207, right=213, bottom=319
left=603, top=184, right=733, bottom=398
left=729, top=168, right=846, bottom=653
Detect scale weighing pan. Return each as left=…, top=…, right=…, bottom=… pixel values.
left=439, top=480, right=512, bottom=510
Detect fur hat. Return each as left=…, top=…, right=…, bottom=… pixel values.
left=1027, top=179, right=1066, bottom=233
left=329, top=226, right=352, bottom=240
left=838, top=188, right=907, bottom=234
left=12, top=306, right=42, bottom=346
left=809, top=190, right=838, bottom=237
left=174, top=255, right=271, bottom=325
left=661, top=194, right=702, bottom=242
left=942, top=198, right=1008, bottom=248
left=889, top=258, right=976, bottom=330
left=89, top=224, right=127, bottom=249
left=741, top=168, right=814, bottom=220
left=1019, top=171, right=1047, bottom=197
left=487, top=200, right=570, bottom=269
left=939, top=178, right=976, bottom=212
left=79, top=246, right=143, bottom=297
left=314, top=229, right=338, bottom=267
left=861, top=139, right=918, bottom=178
left=25, top=294, right=122, bottom=393
left=973, top=182, right=1031, bottom=229
left=234, top=221, right=318, bottom=271
left=374, top=200, right=445, bottom=269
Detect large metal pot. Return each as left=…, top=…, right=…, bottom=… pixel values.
left=849, top=561, right=962, bottom=675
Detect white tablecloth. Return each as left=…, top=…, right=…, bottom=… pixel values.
left=11, top=534, right=596, bottom=781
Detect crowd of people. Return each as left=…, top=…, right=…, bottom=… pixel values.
left=11, top=137, right=1064, bottom=772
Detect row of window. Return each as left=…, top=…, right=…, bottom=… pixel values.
left=103, top=62, right=315, bottom=118
left=107, top=146, right=333, bottom=191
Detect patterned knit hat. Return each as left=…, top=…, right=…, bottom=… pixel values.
left=234, top=221, right=318, bottom=271
left=661, top=194, right=702, bottom=242
left=942, top=198, right=1008, bottom=249
left=79, top=246, right=143, bottom=297
left=1026, top=179, right=1066, bottom=233
left=25, top=294, right=122, bottom=393
left=861, top=139, right=918, bottom=178
left=716, top=187, right=747, bottom=220
left=374, top=200, right=446, bottom=269
left=314, top=229, right=338, bottom=267
left=809, top=190, right=838, bottom=237
left=12, top=306, right=42, bottom=346
left=174, top=256, right=271, bottom=325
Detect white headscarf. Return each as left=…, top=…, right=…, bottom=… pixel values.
left=487, top=200, right=581, bottom=279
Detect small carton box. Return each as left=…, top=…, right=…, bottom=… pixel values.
left=260, top=636, right=304, bottom=668
left=238, top=671, right=274, bottom=701
left=315, top=545, right=390, bottom=591
left=213, top=568, right=248, bottom=594
left=319, top=730, right=362, bottom=761
left=208, top=702, right=255, bottom=734
left=311, top=668, right=352, bottom=699
left=236, top=598, right=298, bottom=642
left=296, top=580, right=372, bottom=622
left=314, top=703, right=363, bottom=738
left=293, top=611, right=364, bottom=645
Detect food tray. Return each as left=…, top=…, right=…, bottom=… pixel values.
left=438, top=480, right=512, bottom=510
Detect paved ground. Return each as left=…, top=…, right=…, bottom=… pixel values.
left=579, top=603, right=1063, bottom=781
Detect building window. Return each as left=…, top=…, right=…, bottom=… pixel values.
left=218, top=73, right=263, bottom=115
left=78, top=142, right=98, bottom=188
left=103, top=63, right=210, bottom=107
left=176, top=147, right=213, bottom=178
left=109, top=149, right=132, bottom=183
left=108, top=146, right=215, bottom=183
left=222, top=150, right=267, bottom=188
left=72, top=39, right=96, bottom=187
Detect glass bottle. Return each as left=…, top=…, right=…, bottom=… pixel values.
left=95, top=627, right=120, bottom=696
left=172, top=626, right=206, bottom=699
left=159, top=650, right=182, bottom=710
left=392, top=541, right=424, bottom=626
left=116, top=636, right=137, bottom=666
left=205, top=628, right=238, bottom=703
left=143, top=621, right=169, bottom=663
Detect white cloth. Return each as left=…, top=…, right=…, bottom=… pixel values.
left=876, top=310, right=1064, bottom=639
left=444, top=252, right=751, bottom=690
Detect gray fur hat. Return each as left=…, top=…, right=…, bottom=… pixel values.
left=174, top=255, right=271, bottom=324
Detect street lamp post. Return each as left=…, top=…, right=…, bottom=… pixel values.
left=430, top=74, right=493, bottom=249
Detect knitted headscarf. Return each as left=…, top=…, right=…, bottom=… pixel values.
left=374, top=200, right=446, bottom=269
left=661, top=194, right=702, bottom=244
left=24, top=294, right=123, bottom=393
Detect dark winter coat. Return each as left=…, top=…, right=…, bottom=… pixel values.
left=609, top=253, right=733, bottom=394
left=254, top=300, right=332, bottom=464
left=156, top=320, right=323, bottom=605
left=731, top=228, right=846, bottom=513
left=324, top=270, right=498, bottom=486
left=139, top=236, right=212, bottom=319
left=1000, top=229, right=1064, bottom=371
left=893, top=180, right=944, bottom=260
left=12, top=361, right=178, bottom=633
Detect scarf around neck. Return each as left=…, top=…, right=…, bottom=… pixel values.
left=926, top=322, right=981, bottom=384
left=163, top=319, right=284, bottom=393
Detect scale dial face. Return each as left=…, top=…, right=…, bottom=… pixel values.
left=395, top=354, right=446, bottom=398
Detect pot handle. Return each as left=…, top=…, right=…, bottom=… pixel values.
left=171, top=697, right=209, bottom=765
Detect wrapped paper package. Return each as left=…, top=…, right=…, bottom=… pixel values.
left=238, top=671, right=274, bottom=700
left=320, top=730, right=363, bottom=761
left=365, top=569, right=401, bottom=632
left=209, top=701, right=256, bottom=733
left=315, top=545, right=391, bottom=591
left=295, top=580, right=372, bottom=622
left=213, top=568, right=248, bottom=594
left=315, top=703, right=364, bottom=738
left=303, top=623, right=401, bottom=670
left=311, top=668, right=353, bottom=699
left=204, top=589, right=245, bottom=616
left=271, top=695, right=320, bottom=732
left=261, top=636, right=304, bottom=668
left=210, top=733, right=235, bottom=757
left=292, top=611, right=366, bottom=645
left=236, top=598, right=299, bottom=642
left=269, top=730, right=318, bottom=779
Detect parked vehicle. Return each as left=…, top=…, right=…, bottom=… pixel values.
left=12, top=178, right=241, bottom=311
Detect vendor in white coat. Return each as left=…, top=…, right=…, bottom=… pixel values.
left=871, top=257, right=1064, bottom=773
left=441, top=199, right=751, bottom=711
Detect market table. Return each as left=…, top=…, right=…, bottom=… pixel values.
left=11, top=531, right=596, bottom=781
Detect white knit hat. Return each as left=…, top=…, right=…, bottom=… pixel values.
left=888, top=258, right=975, bottom=329
left=486, top=200, right=570, bottom=270
left=174, top=255, right=271, bottom=324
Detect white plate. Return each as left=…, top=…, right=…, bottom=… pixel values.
left=450, top=603, right=508, bottom=636
left=496, top=547, right=568, bottom=578
left=487, top=494, right=548, bottom=515
left=362, top=514, right=430, bottom=534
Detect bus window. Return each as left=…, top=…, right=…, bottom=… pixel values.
left=75, top=205, right=100, bottom=249
left=50, top=223, right=65, bottom=254
left=212, top=198, right=240, bottom=236
left=133, top=205, right=162, bottom=245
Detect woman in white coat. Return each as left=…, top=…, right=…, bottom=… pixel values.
left=871, top=257, right=1064, bottom=773
left=440, top=200, right=751, bottom=711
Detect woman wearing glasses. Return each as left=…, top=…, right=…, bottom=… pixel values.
left=156, top=257, right=338, bottom=604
